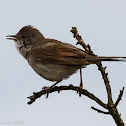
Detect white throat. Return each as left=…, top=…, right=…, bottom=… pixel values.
left=15, top=40, right=31, bottom=59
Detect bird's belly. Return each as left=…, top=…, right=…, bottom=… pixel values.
left=29, top=62, right=78, bottom=82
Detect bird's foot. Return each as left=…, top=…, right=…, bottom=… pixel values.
left=42, top=86, right=51, bottom=99
left=42, top=86, right=51, bottom=90
left=42, top=81, right=61, bottom=98
left=79, top=82, right=83, bottom=89
left=77, top=82, right=83, bottom=97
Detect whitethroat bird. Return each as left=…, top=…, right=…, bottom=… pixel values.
left=6, top=26, right=126, bottom=88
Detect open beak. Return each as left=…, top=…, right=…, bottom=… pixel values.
left=6, top=35, right=17, bottom=40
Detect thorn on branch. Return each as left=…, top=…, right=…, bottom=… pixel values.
left=33, top=92, right=37, bottom=95
left=104, top=66, right=107, bottom=70
left=76, top=41, right=80, bottom=45
left=106, top=73, right=108, bottom=76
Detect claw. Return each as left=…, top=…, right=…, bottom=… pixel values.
left=42, top=86, right=50, bottom=90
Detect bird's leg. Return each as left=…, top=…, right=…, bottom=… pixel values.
left=77, top=69, right=83, bottom=97
left=42, top=80, right=61, bottom=90
left=79, top=69, right=83, bottom=89
left=50, top=81, right=61, bottom=88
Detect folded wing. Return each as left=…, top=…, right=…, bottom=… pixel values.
left=28, top=39, right=91, bottom=66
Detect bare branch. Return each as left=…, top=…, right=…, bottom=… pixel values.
left=70, top=27, right=94, bottom=54
left=70, top=27, right=114, bottom=105
left=70, top=27, right=125, bottom=126
left=97, top=63, right=113, bottom=105
left=27, top=84, right=107, bottom=109
left=91, top=106, right=110, bottom=114
left=115, top=87, right=125, bottom=107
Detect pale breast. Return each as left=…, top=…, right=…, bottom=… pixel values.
left=28, top=60, right=78, bottom=82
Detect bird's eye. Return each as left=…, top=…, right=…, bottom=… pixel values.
left=22, top=35, right=25, bottom=38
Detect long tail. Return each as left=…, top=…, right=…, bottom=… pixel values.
left=86, top=56, right=126, bottom=63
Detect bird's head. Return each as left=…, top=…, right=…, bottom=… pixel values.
left=6, top=25, right=45, bottom=48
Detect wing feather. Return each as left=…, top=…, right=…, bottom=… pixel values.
left=28, top=39, right=90, bottom=65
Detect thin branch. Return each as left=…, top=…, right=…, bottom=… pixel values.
left=115, top=87, right=125, bottom=107
left=27, top=84, right=107, bottom=109
left=96, top=63, right=113, bottom=105
left=70, top=27, right=125, bottom=126
left=71, top=27, right=113, bottom=105
left=70, top=27, right=94, bottom=54
left=91, top=106, right=110, bottom=114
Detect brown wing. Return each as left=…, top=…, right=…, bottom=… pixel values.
left=28, top=39, right=90, bottom=66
